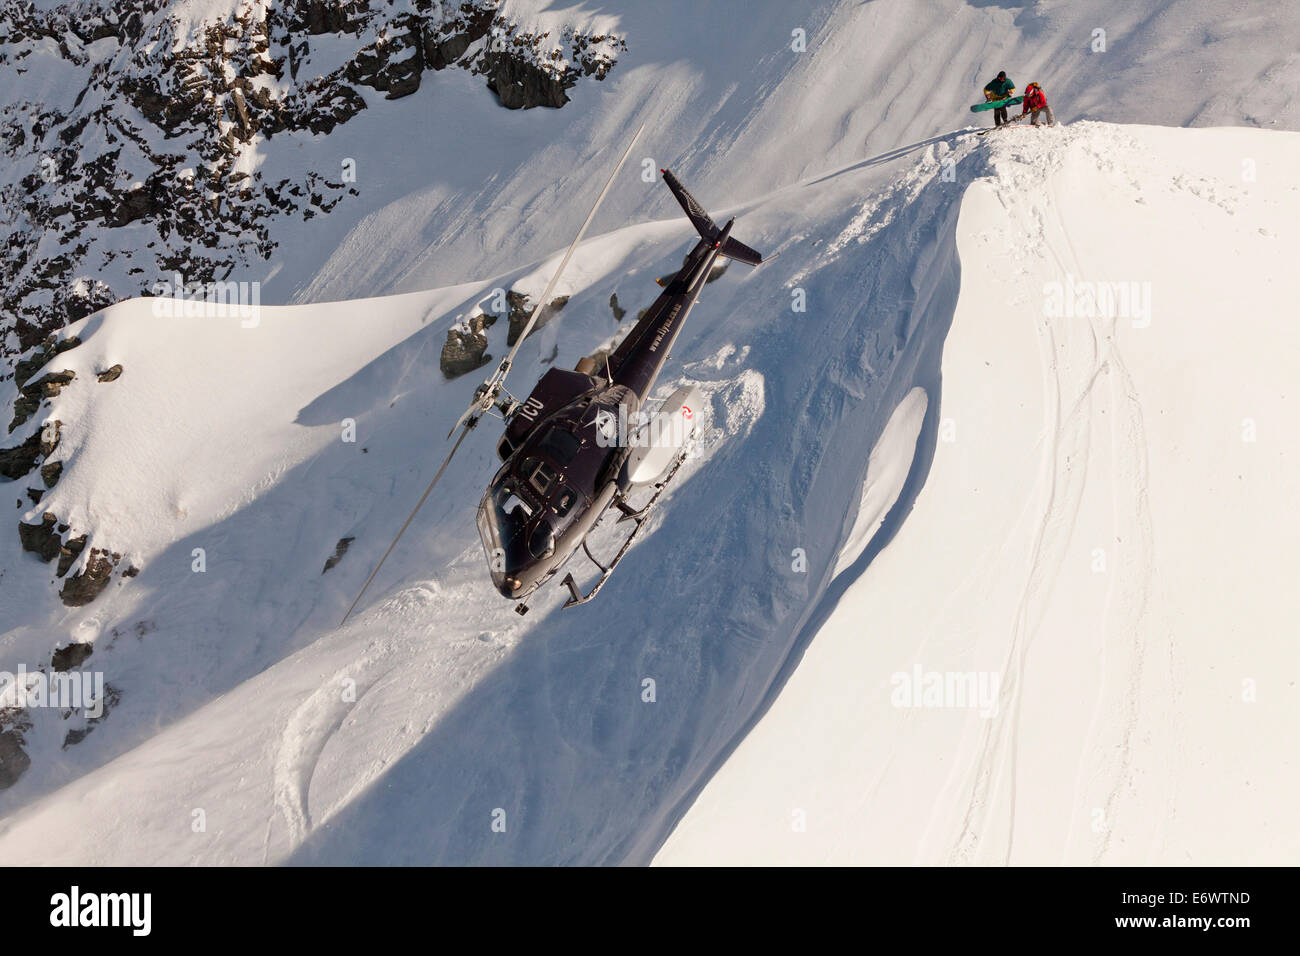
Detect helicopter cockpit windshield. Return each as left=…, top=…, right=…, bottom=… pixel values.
left=476, top=474, right=559, bottom=596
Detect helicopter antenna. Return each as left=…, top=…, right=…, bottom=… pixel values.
left=340, top=121, right=647, bottom=627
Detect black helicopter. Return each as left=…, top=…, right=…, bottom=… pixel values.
left=341, top=127, right=762, bottom=624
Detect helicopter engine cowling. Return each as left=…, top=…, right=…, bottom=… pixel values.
left=619, top=385, right=704, bottom=486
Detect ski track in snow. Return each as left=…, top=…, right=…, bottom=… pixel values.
left=270, top=651, right=388, bottom=855
left=1045, top=176, right=1161, bottom=865
left=946, top=132, right=1161, bottom=866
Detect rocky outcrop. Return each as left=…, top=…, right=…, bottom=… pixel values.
left=55, top=533, right=87, bottom=577
left=96, top=364, right=123, bottom=383
left=9, top=371, right=74, bottom=433
left=507, top=291, right=568, bottom=346
left=0, top=724, right=31, bottom=790
left=440, top=312, right=497, bottom=379
left=40, top=459, right=64, bottom=488
left=0, top=2, right=626, bottom=367
left=59, top=548, right=121, bottom=606
left=439, top=288, right=580, bottom=378
left=19, top=512, right=62, bottom=563
left=322, top=536, right=354, bottom=573
left=52, top=641, right=93, bottom=672
left=481, top=47, right=570, bottom=110
left=2, top=416, right=61, bottom=482
left=1, top=432, right=43, bottom=480
left=474, top=21, right=623, bottom=109
left=19, top=507, right=121, bottom=603
left=14, top=336, right=81, bottom=389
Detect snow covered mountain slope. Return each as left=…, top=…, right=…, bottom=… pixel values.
left=656, top=123, right=1300, bottom=866
left=2, top=0, right=1298, bottom=866
left=2, top=107, right=966, bottom=863
left=0, top=0, right=626, bottom=358
left=6, top=0, right=1297, bottom=359
left=299, top=0, right=1300, bottom=305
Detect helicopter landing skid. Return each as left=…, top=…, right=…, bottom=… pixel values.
left=560, top=449, right=691, bottom=608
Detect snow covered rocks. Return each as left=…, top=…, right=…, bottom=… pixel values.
left=0, top=1, right=625, bottom=362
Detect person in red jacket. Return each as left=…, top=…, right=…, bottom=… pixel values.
left=1021, top=82, right=1055, bottom=126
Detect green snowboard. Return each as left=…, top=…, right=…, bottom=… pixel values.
left=970, top=95, right=1023, bottom=112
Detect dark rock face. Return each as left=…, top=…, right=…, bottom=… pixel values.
left=59, top=548, right=119, bottom=606
left=19, top=512, right=62, bottom=563
left=1, top=433, right=43, bottom=480
left=440, top=312, right=498, bottom=379
left=507, top=292, right=568, bottom=346
left=322, top=536, right=354, bottom=573
left=0, top=2, right=626, bottom=369
left=0, top=728, right=31, bottom=790
left=481, top=48, right=570, bottom=109
left=52, top=641, right=93, bottom=672
left=473, top=21, right=623, bottom=110
left=299, top=0, right=362, bottom=37
left=40, top=460, right=64, bottom=488
left=55, top=533, right=87, bottom=576
left=96, top=364, right=123, bottom=383
left=9, top=371, right=74, bottom=433
left=14, top=336, right=80, bottom=389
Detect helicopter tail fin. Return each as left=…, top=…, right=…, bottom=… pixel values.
left=661, top=168, right=763, bottom=266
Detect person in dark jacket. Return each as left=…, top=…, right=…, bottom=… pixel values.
left=983, top=71, right=1016, bottom=126
left=1021, top=82, right=1055, bottom=126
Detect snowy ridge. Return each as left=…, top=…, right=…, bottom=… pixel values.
left=0, top=116, right=979, bottom=862
left=657, top=123, right=1300, bottom=866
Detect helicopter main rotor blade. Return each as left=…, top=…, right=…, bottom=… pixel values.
left=449, top=120, right=647, bottom=438
left=343, top=120, right=650, bottom=625
left=338, top=421, right=474, bottom=627
left=502, top=121, right=646, bottom=373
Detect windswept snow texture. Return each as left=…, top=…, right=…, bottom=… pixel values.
left=657, top=124, right=1300, bottom=866
left=2, top=0, right=1299, bottom=866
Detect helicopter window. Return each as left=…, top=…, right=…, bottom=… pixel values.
left=553, top=486, right=576, bottom=518
left=524, top=458, right=558, bottom=496
left=539, top=428, right=581, bottom=465
left=497, top=488, right=533, bottom=518
left=528, top=522, right=555, bottom=558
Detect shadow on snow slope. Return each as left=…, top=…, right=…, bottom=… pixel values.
left=287, top=133, right=987, bottom=865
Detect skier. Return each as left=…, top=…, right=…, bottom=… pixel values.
left=1021, top=82, right=1055, bottom=126
left=982, top=71, right=1016, bottom=127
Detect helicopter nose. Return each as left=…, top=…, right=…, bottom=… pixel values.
left=497, top=575, right=527, bottom=598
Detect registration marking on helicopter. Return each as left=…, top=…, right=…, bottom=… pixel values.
left=648, top=304, right=682, bottom=352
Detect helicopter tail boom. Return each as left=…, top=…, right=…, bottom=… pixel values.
left=661, top=168, right=763, bottom=266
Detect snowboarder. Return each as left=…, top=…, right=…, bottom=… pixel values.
left=982, top=71, right=1016, bottom=126
left=1021, top=82, right=1055, bottom=126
